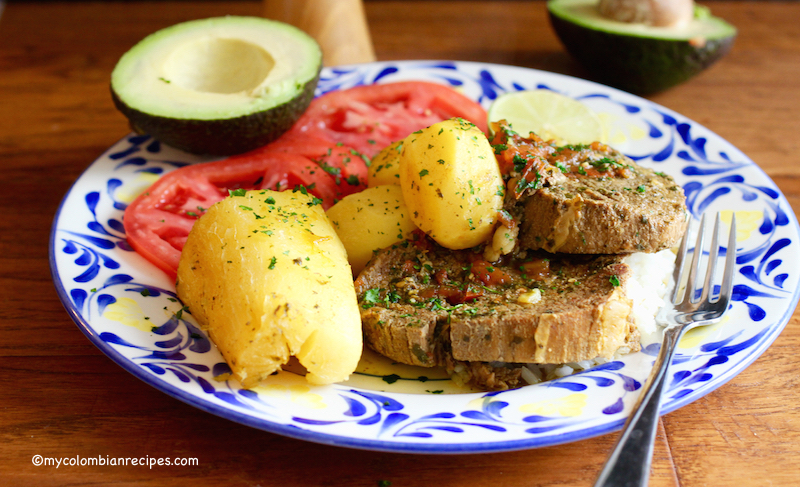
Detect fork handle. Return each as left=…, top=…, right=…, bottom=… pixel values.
left=594, top=325, right=686, bottom=487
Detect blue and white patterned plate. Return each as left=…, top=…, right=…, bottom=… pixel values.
left=50, top=61, right=799, bottom=453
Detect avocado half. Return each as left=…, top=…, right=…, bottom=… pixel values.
left=547, top=0, right=736, bottom=94
left=111, top=16, right=322, bottom=155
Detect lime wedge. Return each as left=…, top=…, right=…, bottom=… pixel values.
left=488, top=89, right=605, bottom=145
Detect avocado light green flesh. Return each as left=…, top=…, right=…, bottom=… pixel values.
left=111, top=16, right=321, bottom=121
left=548, top=0, right=736, bottom=41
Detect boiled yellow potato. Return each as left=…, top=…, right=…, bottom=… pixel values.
left=368, top=140, right=403, bottom=187
left=399, top=118, right=504, bottom=249
left=176, top=189, right=362, bottom=387
left=327, top=184, right=417, bottom=276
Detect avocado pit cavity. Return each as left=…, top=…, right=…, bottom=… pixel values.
left=164, top=38, right=275, bottom=95
left=598, top=0, right=694, bottom=28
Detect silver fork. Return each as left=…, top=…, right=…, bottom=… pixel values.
left=594, top=212, right=737, bottom=487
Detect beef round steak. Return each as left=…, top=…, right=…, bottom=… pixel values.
left=492, top=122, right=688, bottom=254
left=354, top=234, right=641, bottom=390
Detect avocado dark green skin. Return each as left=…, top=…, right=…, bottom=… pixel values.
left=548, top=14, right=736, bottom=94
left=111, top=70, right=320, bottom=156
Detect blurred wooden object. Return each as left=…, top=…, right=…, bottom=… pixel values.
left=264, top=0, right=376, bottom=66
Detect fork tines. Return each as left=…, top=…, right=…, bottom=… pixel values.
left=671, top=212, right=737, bottom=321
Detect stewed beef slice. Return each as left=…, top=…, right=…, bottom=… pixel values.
left=493, top=122, right=688, bottom=254
left=354, top=235, right=640, bottom=390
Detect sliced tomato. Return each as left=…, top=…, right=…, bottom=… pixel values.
left=290, top=81, right=489, bottom=158
left=125, top=81, right=487, bottom=278
left=468, top=256, right=515, bottom=286
left=262, top=131, right=369, bottom=198
left=124, top=150, right=340, bottom=278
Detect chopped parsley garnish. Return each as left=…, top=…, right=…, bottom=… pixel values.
left=382, top=374, right=401, bottom=384
left=515, top=170, right=541, bottom=194
left=363, top=288, right=382, bottom=307
left=512, top=154, right=527, bottom=172
left=175, top=305, right=189, bottom=320
left=318, top=161, right=341, bottom=176
left=589, top=157, right=622, bottom=172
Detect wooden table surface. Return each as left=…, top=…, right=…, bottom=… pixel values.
left=2, top=1, right=799, bottom=486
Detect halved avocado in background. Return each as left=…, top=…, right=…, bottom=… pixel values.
left=547, top=0, right=736, bottom=94
left=111, top=16, right=322, bottom=155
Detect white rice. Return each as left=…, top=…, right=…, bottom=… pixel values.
left=522, top=249, right=675, bottom=384
left=622, top=249, right=676, bottom=342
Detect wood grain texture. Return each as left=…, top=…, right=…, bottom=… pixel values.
left=1, top=1, right=798, bottom=486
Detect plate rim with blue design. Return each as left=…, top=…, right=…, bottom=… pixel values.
left=49, top=60, right=800, bottom=453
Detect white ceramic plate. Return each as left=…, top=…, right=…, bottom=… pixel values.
left=50, top=61, right=800, bottom=453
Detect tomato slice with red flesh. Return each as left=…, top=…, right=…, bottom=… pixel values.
left=290, top=81, right=489, bottom=158
left=124, top=150, right=341, bottom=278
left=262, top=131, right=369, bottom=199
left=125, top=81, right=488, bottom=278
